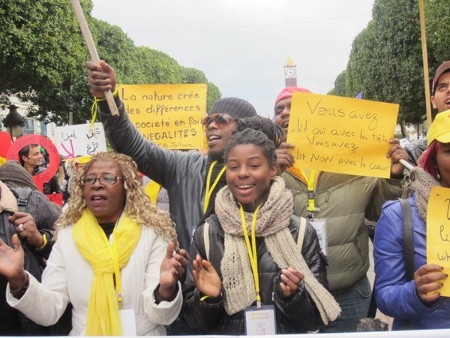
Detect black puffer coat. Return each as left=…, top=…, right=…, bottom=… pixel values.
left=182, top=215, right=328, bottom=334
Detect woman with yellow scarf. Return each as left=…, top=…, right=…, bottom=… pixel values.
left=0, top=152, right=188, bottom=336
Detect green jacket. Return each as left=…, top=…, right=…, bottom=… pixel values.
left=282, top=170, right=402, bottom=291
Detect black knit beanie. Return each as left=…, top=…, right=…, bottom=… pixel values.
left=209, top=97, right=257, bottom=119
left=0, top=160, right=38, bottom=190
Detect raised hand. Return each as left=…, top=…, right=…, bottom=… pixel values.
left=85, top=60, right=117, bottom=99
left=192, top=254, right=222, bottom=297
left=0, top=234, right=27, bottom=289
left=387, top=138, right=410, bottom=177
left=275, top=142, right=295, bottom=175
left=158, top=242, right=189, bottom=299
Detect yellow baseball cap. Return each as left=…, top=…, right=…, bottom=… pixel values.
left=427, top=110, right=450, bottom=146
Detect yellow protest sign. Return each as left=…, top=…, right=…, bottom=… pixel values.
left=287, top=93, right=399, bottom=178
left=118, top=84, right=207, bottom=150
left=427, top=186, right=450, bottom=296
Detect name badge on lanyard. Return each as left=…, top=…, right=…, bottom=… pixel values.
left=244, top=305, right=276, bottom=335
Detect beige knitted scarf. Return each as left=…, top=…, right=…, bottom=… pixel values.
left=402, top=167, right=440, bottom=220
left=216, top=177, right=341, bottom=324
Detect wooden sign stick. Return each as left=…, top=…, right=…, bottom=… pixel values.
left=71, top=0, right=119, bottom=116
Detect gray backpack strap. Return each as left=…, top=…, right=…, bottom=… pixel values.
left=12, top=187, right=33, bottom=212
left=399, top=198, right=414, bottom=280
left=296, top=217, right=307, bottom=252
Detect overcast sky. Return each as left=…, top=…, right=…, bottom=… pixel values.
left=91, top=0, right=375, bottom=117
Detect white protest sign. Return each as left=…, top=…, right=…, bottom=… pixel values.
left=55, top=122, right=107, bottom=158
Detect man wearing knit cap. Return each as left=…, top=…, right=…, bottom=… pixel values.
left=273, top=86, right=409, bottom=333
left=86, top=61, right=257, bottom=254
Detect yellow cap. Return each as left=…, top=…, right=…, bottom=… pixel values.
left=427, top=110, right=450, bottom=146
left=74, top=155, right=92, bottom=164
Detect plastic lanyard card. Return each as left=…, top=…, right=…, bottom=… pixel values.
left=309, top=218, right=328, bottom=256
left=244, top=305, right=276, bottom=335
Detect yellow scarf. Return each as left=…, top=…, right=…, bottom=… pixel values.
left=145, top=180, right=161, bottom=204
left=73, top=209, right=141, bottom=336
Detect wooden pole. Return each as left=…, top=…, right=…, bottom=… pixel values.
left=418, top=0, right=432, bottom=127
left=71, top=0, right=119, bottom=116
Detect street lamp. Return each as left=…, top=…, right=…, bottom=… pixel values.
left=3, top=104, right=25, bottom=141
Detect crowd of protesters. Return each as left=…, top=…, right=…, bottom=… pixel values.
left=0, top=60, right=449, bottom=335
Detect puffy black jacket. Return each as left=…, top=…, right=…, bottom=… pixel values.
left=182, top=215, right=328, bottom=334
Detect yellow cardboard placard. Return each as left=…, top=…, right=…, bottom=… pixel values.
left=118, top=84, right=207, bottom=150
left=287, top=93, right=399, bottom=178
left=427, top=186, right=450, bottom=296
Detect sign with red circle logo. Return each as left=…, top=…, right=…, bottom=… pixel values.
left=6, top=135, right=60, bottom=192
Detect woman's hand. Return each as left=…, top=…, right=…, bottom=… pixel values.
left=158, top=242, right=189, bottom=299
left=0, top=234, right=27, bottom=289
left=279, top=267, right=304, bottom=298
left=192, top=254, right=222, bottom=297
left=8, top=212, right=44, bottom=248
left=414, top=263, right=447, bottom=303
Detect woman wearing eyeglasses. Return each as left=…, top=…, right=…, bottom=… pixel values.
left=0, top=151, right=189, bottom=336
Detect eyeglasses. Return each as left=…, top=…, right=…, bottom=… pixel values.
left=81, top=174, right=124, bottom=186
left=202, top=113, right=234, bottom=129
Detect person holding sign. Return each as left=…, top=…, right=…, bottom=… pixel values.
left=182, top=128, right=340, bottom=334
left=273, top=86, right=408, bottom=333
left=0, top=152, right=188, bottom=335
left=374, top=111, right=450, bottom=330
left=86, top=60, right=257, bottom=252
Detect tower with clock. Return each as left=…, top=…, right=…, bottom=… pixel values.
left=284, top=56, right=297, bottom=87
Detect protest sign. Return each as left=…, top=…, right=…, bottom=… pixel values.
left=287, top=92, right=399, bottom=178
left=55, top=122, right=107, bottom=158
left=119, top=84, right=207, bottom=150
left=427, top=186, right=450, bottom=296
left=6, top=135, right=60, bottom=192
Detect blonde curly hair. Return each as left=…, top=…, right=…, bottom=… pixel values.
left=55, top=152, right=178, bottom=247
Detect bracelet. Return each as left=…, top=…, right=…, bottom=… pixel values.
left=199, top=290, right=223, bottom=302
left=36, top=233, right=48, bottom=251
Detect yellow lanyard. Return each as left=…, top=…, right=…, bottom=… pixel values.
left=240, top=203, right=262, bottom=308
left=101, top=219, right=123, bottom=308
left=300, top=169, right=318, bottom=218
left=203, top=161, right=226, bottom=213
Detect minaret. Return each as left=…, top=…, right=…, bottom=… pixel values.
left=284, top=56, right=297, bottom=87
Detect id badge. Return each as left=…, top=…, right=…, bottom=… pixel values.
left=244, top=305, right=276, bottom=335
left=120, top=308, right=137, bottom=336
left=309, top=218, right=328, bottom=256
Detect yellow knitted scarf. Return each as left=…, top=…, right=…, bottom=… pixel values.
left=73, top=209, right=141, bottom=336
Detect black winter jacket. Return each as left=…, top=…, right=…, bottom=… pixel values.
left=182, top=215, right=328, bottom=334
